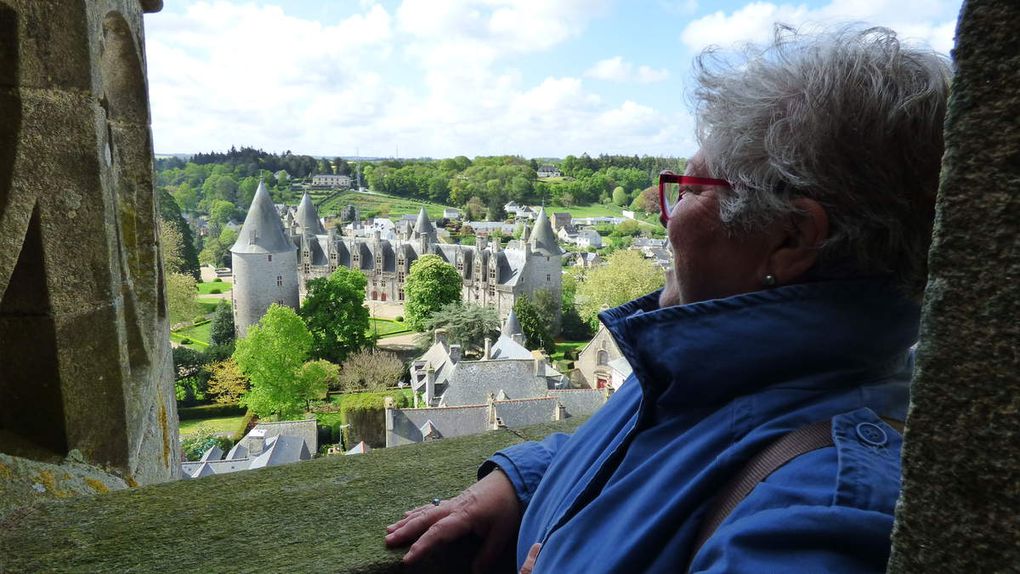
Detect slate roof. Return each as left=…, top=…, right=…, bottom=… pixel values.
left=345, top=441, right=370, bottom=455
left=501, top=310, right=524, bottom=338
left=249, top=435, right=310, bottom=469
left=494, top=397, right=558, bottom=428
left=608, top=357, right=633, bottom=379
left=528, top=208, right=562, bottom=256
left=251, top=419, right=318, bottom=454
left=488, top=335, right=533, bottom=360
left=296, top=191, right=325, bottom=235
left=547, top=388, right=606, bottom=417
left=232, top=180, right=295, bottom=254
left=441, top=359, right=548, bottom=406
left=387, top=405, right=491, bottom=447
left=413, top=208, right=435, bottom=235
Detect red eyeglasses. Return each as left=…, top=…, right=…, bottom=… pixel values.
left=658, top=170, right=731, bottom=226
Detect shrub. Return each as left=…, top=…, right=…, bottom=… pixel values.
left=394, top=315, right=404, bottom=322
left=192, top=316, right=207, bottom=324
left=177, top=403, right=246, bottom=420
left=180, top=338, right=193, bottom=345
left=180, top=426, right=234, bottom=461
left=213, top=278, right=223, bottom=283
left=209, top=288, right=222, bottom=294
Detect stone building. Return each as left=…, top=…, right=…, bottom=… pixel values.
left=231, top=189, right=563, bottom=335
left=229, top=180, right=300, bottom=338
left=575, top=325, right=630, bottom=390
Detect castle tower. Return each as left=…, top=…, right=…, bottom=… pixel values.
left=521, top=207, right=563, bottom=316
left=501, top=309, right=527, bottom=346
left=413, top=207, right=436, bottom=251
left=230, top=180, right=299, bottom=338
left=295, top=191, right=324, bottom=236
left=528, top=208, right=562, bottom=258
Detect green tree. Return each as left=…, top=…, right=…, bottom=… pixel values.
left=206, top=358, right=248, bottom=405
left=166, top=272, right=200, bottom=326
left=299, top=267, right=371, bottom=363
left=233, top=304, right=326, bottom=419
left=576, top=250, right=665, bottom=328
left=404, top=255, right=462, bottom=331
left=513, top=295, right=555, bottom=354
left=612, top=186, right=629, bottom=206
left=421, top=302, right=500, bottom=353
left=180, top=427, right=233, bottom=461
left=338, top=349, right=405, bottom=392
left=210, top=300, right=235, bottom=347
left=159, top=188, right=201, bottom=280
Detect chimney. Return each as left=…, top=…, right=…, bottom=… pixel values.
left=534, top=355, right=545, bottom=376
left=425, top=366, right=436, bottom=404
left=449, top=344, right=462, bottom=364
left=483, top=337, right=492, bottom=360
left=478, top=236, right=488, bottom=251
left=434, top=329, right=449, bottom=351
left=384, top=396, right=395, bottom=431
left=555, top=402, right=567, bottom=421
left=373, top=229, right=381, bottom=241
left=248, top=428, right=267, bottom=457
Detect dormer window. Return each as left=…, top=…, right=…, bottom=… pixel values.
left=268, top=254, right=272, bottom=262
left=249, top=229, right=257, bottom=244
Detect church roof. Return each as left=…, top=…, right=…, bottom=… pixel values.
left=528, top=208, right=562, bottom=256
left=231, top=180, right=294, bottom=254
left=413, top=208, right=435, bottom=235
left=296, top=191, right=325, bottom=235
left=501, top=309, right=523, bottom=338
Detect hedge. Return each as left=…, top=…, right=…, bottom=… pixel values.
left=177, top=403, right=246, bottom=421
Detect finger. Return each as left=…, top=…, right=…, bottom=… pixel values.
left=387, top=505, right=434, bottom=532
left=519, top=543, right=542, bottom=574
left=385, top=507, right=448, bottom=548
left=403, top=514, right=473, bottom=565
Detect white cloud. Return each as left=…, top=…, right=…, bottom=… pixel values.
left=586, top=57, right=671, bottom=84
left=680, top=0, right=959, bottom=54
left=144, top=0, right=688, bottom=158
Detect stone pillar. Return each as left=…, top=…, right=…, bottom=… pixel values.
left=0, top=0, right=178, bottom=486
left=888, top=1, right=1020, bottom=571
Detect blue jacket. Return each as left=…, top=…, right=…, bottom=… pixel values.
left=483, top=279, right=917, bottom=573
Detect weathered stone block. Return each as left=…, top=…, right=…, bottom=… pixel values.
left=889, top=0, right=1020, bottom=572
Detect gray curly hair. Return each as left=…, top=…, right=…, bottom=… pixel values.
left=693, top=25, right=952, bottom=298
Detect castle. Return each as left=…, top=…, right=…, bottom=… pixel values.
left=230, top=181, right=562, bottom=337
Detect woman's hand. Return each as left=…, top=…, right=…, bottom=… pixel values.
left=385, top=469, right=523, bottom=573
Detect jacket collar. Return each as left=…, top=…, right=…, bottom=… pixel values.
left=599, top=279, right=920, bottom=409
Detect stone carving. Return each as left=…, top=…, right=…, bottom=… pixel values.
left=0, top=0, right=177, bottom=488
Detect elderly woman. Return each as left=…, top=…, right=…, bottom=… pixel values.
left=386, top=25, right=952, bottom=573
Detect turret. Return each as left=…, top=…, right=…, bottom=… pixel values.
left=230, top=180, right=299, bottom=338
left=295, top=191, right=325, bottom=236
left=413, top=207, right=436, bottom=249
left=528, top=208, right=562, bottom=257
left=502, top=309, right=526, bottom=347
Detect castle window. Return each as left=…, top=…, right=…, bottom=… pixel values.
left=249, top=230, right=257, bottom=244
left=488, top=286, right=495, bottom=298
left=398, top=290, right=405, bottom=301
left=277, top=275, right=283, bottom=287
left=398, top=272, right=405, bottom=283
left=398, top=257, right=405, bottom=268
left=546, top=274, right=551, bottom=282
left=268, top=254, right=272, bottom=262
left=303, top=264, right=310, bottom=274
left=597, top=350, right=609, bottom=366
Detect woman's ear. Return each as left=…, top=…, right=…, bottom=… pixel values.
left=767, top=197, right=829, bottom=285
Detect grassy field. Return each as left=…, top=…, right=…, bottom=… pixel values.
left=318, top=191, right=451, bottom=220
left=196, top=297, right=225, bottom=314
left=367, top=317, right=411, bottom=338
left=196, top=281, right=231, bottom=295
left=173, top=321, right=212, bottom=348
left=178, top=415, right=247, bottom=438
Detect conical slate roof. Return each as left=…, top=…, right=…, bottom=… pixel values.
left=413, top=207, right=435, bottom=235
left=296, top=191, right=325, bottom=235
left=528, top=208, right=561, bottom=256
left=231, top=180, right=294, bottom=254
left=501, top=309, right=523, bottom=337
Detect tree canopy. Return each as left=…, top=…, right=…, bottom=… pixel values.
left=421, top=302, right=500, bottom=354
left=513, top=293, right=556, bottom=355
left=233, top=304, right=328, bottom=419
left=299, top=267, right=371, bottom=363
left=210, top=300, right=235, bottom=347
left=404, top=255, right=462, bottom=331
left=576, top=250, right=665, bottom=328
left=338, top=349, right=405, bottom=392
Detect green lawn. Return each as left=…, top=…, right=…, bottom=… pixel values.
left=196, top=297, right=225, bottom=314
left=319, top=191, right=451, bottom=220
left=196, top=281, right=231, bottom=295
left=178, top=415, right=247, bottom=438
left=173, top=321, right=212, bottom=348
left=367, top=318, right=411, bottom=338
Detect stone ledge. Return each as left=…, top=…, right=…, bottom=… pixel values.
left=0, top=418, right=586, bottom=573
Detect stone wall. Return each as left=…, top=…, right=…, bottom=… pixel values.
left=0, top=0, right=178, bottom=500
left=888, top=0, right=1020, bottom=571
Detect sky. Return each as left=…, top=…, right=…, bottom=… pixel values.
left=144, top=0, right=961, bottom=159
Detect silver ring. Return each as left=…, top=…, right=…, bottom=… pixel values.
left=432, top=498, right=441, bottom=506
